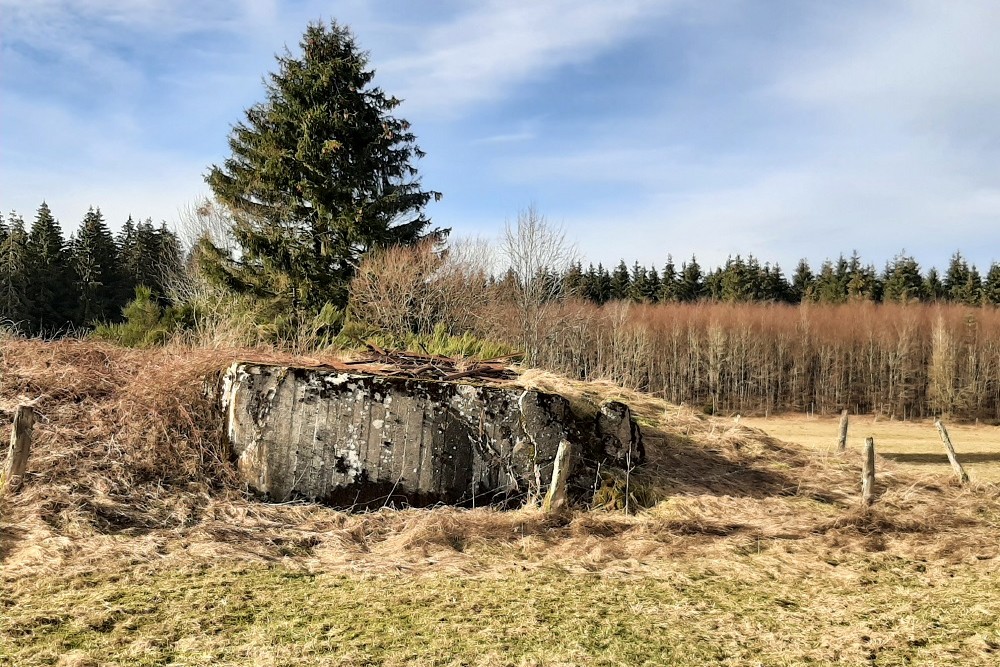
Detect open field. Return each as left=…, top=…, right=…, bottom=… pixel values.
left=3, top=340, right=1000, bottom=665
left=744, top=414, right=1000, bottom=482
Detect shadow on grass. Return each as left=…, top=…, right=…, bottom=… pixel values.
left=633, top=426, right=818, bottom=501
left=881, top=452, right=1000, bottom=464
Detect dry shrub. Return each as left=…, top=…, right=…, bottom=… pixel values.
left=349, top=239, right=492, bottom=339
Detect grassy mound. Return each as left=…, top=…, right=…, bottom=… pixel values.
left=3, top=339, right=1000, bottom=665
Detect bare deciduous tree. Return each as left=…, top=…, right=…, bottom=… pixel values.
left=498, top=205, right=578, bottom=365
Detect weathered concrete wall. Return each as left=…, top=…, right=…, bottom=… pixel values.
left=222, top=362, right=642, bottom=509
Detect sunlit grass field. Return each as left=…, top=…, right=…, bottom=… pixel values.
left=744, top=414, right=1000, bottom=482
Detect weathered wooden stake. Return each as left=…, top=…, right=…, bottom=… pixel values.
left=2, top=405, right=36, bottom=494
left=542, top=439, right=573, bottom=514
left=862, top=436, right=876, bottom=507
left=837, top=409, right=849, bottom=451
left=934, top=418, right=970, bottom=484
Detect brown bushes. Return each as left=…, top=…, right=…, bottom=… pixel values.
left=486, top=301, right=1000, bottom=420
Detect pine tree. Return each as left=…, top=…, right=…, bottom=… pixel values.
left=561, top=261, right=585, bottom=298
left=119, top=218, right=183, bottom=302
left=677, top=256, right=704, bottom=302
left=924, top=267, right=946, bottom=301
left=610, top=260, right=630, bottom=301
left=627, top=262, right=649, bottom=303
left=594, top=263, right=612, bottom=304
left=201, top=20, right=442, bottom=315
left=882, top=253, right=926, bottom=303
left=658, top=255, right=678, bottom=302
left=72, top=207, right=122, bottom=325
left=644, top=266, right=661, bottom=303
left=944, top=252, right=971, bottom=302
left=982, top=263, right=1000, bottom=306
left=790, top=258, right=814, bottom=303
left=0, top=212, right=32, bottom=330
left=24, top=202, right=74, bottom=333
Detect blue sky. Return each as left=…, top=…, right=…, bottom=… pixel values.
left=3, top=0, right=1000, bottom=272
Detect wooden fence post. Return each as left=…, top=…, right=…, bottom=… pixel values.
left=543, top=439, right=573, bottom=514
left=862, top=436, right=876, bottom=507
left=2, top=405, right=36, bottom=494
left=934, top=418, right=970, bottom=484
left=837, top=409, right=849, bottom=452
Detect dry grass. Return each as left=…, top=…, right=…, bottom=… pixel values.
left=744, top=413, right=1000, bottom=482
left=3, top=340, right=1000, bottom=665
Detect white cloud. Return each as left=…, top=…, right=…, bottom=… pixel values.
left=381, top=0, right=678, bottom=115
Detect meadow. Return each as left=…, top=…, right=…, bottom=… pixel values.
left=745, top=413, right=1000, bottom=482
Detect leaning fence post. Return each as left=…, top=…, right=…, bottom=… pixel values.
left=837, top=409, right=849, bottom=451
left=934, top=418, right=970, bottom=484
left=2, top=405, right=36, bottom=495
left=862, top=436, right=876, bottom=507
left=543, top=439, right=573, bottom=514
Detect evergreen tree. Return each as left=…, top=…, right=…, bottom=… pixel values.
left=658, top=255, right=678, bottom=302
left=644, top=265, right=661, bottom=303
left=812, top=257, right=850, bottom=303
left=627, top=262, right=649, bottom=303
left=982, top=263, right=1000, bottom=306
left=72, top=207, right=123, bottom=325
left=119, top=218, right=183, bottom=302
left=201, top=20, right=442, bottom=315
left=924, top=267, right=946, bottom=301
left=594, top=263, right=612, bottom=304
left=24, top=202, right=74, bottom=333
left=944, top=252, right=971, bottom=302
left=762, top=262, right=792, bottom=302
left=0, top=212, right=31, bottom=330
left=882, top=253, right=926, bottom=303
left=610, top=260, right=630, bottom=301
left=676, top=256, right=704, bottom=302
left=790, top=258, right=814, bottom=303
left=953, top=264, right=982, bottom=306
left=561, top=261, right=585, bottom=298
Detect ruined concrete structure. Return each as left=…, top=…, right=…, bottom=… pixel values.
left=221, top=362, right=643, bottom=509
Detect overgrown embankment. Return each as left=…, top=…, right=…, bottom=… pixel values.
left=3, top=339, right=1000, bottom=665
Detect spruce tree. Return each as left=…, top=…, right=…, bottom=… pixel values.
left=982, top=263, right=1000, bottom=306
left=627, top=262, right=649, bottom=303
left=561, top=261, right=585, bottom=298
left=791, top=259, right=814, bottom=302
left=24, top=202, right=74, bottom=333
left=677, top=256, right=704, bottom=302
left=644, top=265, right=661, bottom=303
left=0, top=212, right=31, bottom=330
left=72, top=207, right=122, bottom=325
left=610, top=261, right=630, bottom=301
left=924, top=267, right=946, bottom=301
left=202, top=20, right=442, bottom=315
left=658, top=255, right=678, bottom=302
left=882, top=253, right=926, bottom=303
left=944, top=252, right=971, bottom=302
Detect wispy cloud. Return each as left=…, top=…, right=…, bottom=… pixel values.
left=381, top=0, right=679, bottom=115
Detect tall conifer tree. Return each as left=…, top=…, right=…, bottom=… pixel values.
left=201, top=20, right=442, bottom=314
left=0, top=212, right=31, bottom=329
left=25, top=202, right=74, bottom=332
left=72, top=207, right=122, bottom=324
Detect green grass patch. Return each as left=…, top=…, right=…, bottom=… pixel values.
left=4, top=554, right=1000, bottom=666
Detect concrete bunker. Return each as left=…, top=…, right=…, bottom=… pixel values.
left=221, top=362, right=643, bottom=509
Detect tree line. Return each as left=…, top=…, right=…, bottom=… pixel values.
left=0, top=203, right=183, bottom=335
left=559, top=252, right=1000, bottom=306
